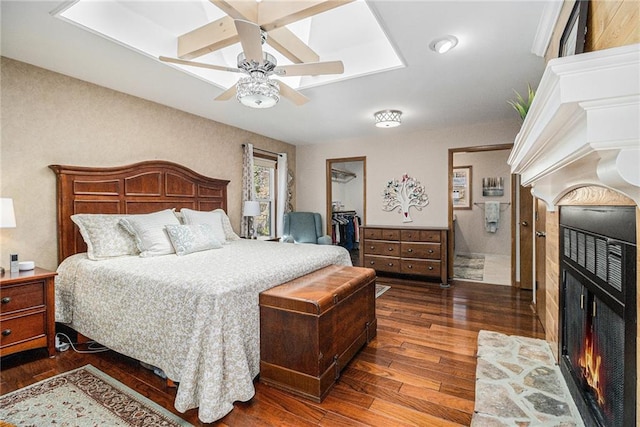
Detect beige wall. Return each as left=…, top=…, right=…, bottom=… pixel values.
left=453, top=149, right=512, bottom=256
left=296, top=120, right=521, bottom=230
left=0, top=57, right=295, bottom=271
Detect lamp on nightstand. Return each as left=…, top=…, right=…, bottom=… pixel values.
left=0, top=198, right=17, bottom=275
left=243, top=200, right=261, bottom=239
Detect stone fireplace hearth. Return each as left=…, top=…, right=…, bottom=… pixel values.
left=509, top=43, right=639, bottom=426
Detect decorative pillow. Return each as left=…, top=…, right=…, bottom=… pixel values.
left=119, top=209, right=180, bottom=257
left=180, top=208, right=231, bottom=242
left=215, top=209, right=241, bottom=241
left=71, top=214, right=139, bottom=260
left=165, top=224, right=223, bottom=256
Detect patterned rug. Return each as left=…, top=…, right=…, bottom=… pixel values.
left=453, top=253, right=485, bottom=281
left=471, top=331, right=583, bottom=426
left=375, top=284, right=390, bottom=298
left=0, top=365, right=192, bottom=427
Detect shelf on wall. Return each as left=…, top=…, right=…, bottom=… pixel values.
left=331, top=168, right=356, bottom=183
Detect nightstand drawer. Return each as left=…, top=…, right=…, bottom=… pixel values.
left=0, top=280, right=45, bottom=314
left=363, top=256, right=401, bottom=273
left=0, top=312, right=46, bottom=348
left=363, top=241, right=400, bottom=256
left=400, top=243, right=441, bottom=259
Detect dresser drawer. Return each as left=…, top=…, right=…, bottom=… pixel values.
left=363, top=256, right=401, bottom=273
left=363, top=228, right=400, bottom=241
left=400, top=229, right=441, bottom=243
left=363, top=241, right=400, bottom=256
left=0, top=280, right=45, bottom=314
left=0, top=312, right=46, bottom=348
left=400, top=242, right=441, bottom=259
left=400, top=259, right=441, bottom=277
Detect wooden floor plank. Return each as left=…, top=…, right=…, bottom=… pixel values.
left=0, top=278, right=543, bottom=426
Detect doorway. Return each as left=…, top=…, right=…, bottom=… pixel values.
left=448, top=144, right=514, bottom=285
left=326, top=157, right=366, bottom=265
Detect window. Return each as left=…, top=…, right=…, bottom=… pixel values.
left=253, top=156, right=276, bottom=238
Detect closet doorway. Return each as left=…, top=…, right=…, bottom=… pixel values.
left=448, top=144, right=514, bottom=286
left=326, top=157, right=366, bottom=265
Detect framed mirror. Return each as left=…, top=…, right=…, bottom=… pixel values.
left=325, top=157, right=366, bottom=247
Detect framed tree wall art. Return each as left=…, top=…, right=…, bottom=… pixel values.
left=452, top=166, right=472, bottom=209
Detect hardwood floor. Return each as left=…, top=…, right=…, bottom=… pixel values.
left=0, top=278, right=544, bottom=426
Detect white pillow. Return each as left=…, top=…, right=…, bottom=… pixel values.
left=180, top=208, right=228, bottom=242
left=215, top=209, right=241, bottom=241
left=165, top=224, right=223, bottom=256
left=119, top=209, right=180, bottom=257
left=71, top=214, right=139, bottom=260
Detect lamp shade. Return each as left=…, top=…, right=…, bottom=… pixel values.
left=0, top=198, right=16, bottom=228
left=243, top=200, right=261, bottom=217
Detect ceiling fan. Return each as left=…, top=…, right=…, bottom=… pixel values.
left=160, top=19, right=344, bottom=109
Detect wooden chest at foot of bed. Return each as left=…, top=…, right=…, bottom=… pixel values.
left=259, top=265, right=377, bottom=402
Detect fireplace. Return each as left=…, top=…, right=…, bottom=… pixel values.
left=559, top=205, right=636, bottom=426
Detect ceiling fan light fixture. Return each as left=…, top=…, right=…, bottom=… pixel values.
left=237, top=74, right=280, bottom=109
left=374, top=110, right=402, bottom=128
left=429, top=35, right=458, bottom=54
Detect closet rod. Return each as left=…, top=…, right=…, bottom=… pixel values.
left=242, top=144, right=282, bottom=157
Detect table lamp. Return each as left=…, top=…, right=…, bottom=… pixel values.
left=243, top=201, right=261, bottom=239
left=1, top=198, right=17, bottom=275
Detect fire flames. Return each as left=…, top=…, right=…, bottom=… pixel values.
left=578, top=334, right=605, bottom=406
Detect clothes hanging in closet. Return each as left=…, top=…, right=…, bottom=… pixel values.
left=331, top=211, right=360, bottom=250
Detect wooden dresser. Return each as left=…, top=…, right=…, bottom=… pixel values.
left=0, top=267, right=57, bottom=357
left=359, top=226, right=448, bottom=286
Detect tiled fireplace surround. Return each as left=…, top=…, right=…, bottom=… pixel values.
left=509, top=44, right=639, bottom=425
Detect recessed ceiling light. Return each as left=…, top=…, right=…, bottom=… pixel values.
left=429, top=36, right=458, bottom=54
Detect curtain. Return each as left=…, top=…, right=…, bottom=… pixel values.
left=241, top=143, right=255, bottom=238
left=276, top=153, right=288, bottom=237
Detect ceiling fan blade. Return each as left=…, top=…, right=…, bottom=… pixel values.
left=159, top=56, right=240, bottom=73
left=215, top=85, right=237, bottom=101
left=235, top=19, right=263, bottom=63
left=278, top=81, right=310, bottom=106
left=274, top=60, right=344, bottom=77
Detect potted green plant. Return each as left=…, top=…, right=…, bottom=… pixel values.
left=508, top=84, right=535, bottom=121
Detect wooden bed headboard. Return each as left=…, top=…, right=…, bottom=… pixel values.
left=49, top=161, right=229, bottom=263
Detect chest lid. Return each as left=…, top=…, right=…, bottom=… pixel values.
left=259, top=265, right=375, bottom=315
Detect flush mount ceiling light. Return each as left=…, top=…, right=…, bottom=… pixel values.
left=429, top=35, right=459, bottom=54
left=374, top=110, right=402, bottom=128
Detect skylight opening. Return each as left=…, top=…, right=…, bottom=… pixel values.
left=55, top=0, right=403, bottom=91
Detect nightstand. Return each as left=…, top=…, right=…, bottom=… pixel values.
left=0, top=267, right=57, bottom=358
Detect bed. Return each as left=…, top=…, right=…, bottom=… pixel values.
left=49, top=161, right=352, bottom=423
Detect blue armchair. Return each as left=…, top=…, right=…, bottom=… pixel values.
left=282, top=212, right=332, bottom=245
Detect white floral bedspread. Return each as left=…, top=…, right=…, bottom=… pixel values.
left=55, top=239, right=352, bottom=423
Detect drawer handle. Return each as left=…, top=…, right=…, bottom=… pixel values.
left=428, top=266, right=434, bottom=270
left=407, top=265, right=413, bottom=269
left=370, top=246, right=375, bottom=250
left=388, top=247, right=394, bottom=251
left=388, top=263, right=394, bottom=267
left=2, top=329, right=11, bottom=337
left=407, top=248, right=413, bottom=253
left=428, top=249, right=434, bottom=253
left=369, top=261, right=375, bottom=265
left=1, top=297, right=10, bottom=304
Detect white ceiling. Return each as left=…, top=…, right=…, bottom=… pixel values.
left=0, top=1, right=553, bottom=146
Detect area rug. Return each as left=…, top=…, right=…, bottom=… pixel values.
left=471, top=330, right=583, bottom=426
left=453, top=253, right=485, bottom=281
left=375, top=284, right=390, bottom=298
left=0, top=365, right=193, bottom=427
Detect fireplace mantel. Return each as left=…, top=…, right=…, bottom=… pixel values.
left=508, top=44, right=640, bottom=210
